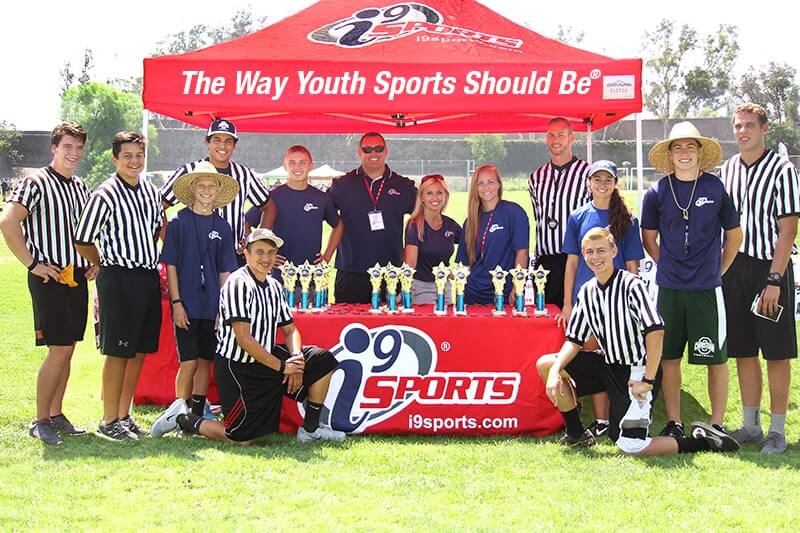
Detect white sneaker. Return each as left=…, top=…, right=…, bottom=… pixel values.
left=151, top=399, right=189, bottom=438
left=297, top=423, right=347, bottom=443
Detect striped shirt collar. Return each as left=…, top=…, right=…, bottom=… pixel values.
left=738, top=148, right=769, bottom=170
left=114, top=172, right=140, bottom=191
left=245, top=265, right=270, bottom=288
left=596, top=268, right=619, bottom=291
left=46, top=165, right=73, bottom=183
left=549, top=156, right=579, bottom=172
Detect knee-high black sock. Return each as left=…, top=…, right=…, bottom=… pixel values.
left=675, top=436, right=710, bottom=453
left=191, top=394, right=206, bottom=417
left=562, top=407, right=584, bottom=438
left=177, top=413, right=203, bottom=434
left=304, top=401, right=323, bottom=432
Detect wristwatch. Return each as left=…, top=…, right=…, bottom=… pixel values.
left=641, top=376, right=657, bottom=386
left=766, top=272, right=783, bottom=286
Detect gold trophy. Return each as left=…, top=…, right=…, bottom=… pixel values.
left=368, top=263, right=384, bottom=313
left=532, top=264, right=550, bottom=317
left=279, top=261, right=299, bottom=308
left=311, top=262, right=326, bottom=312
left=509, top=264, right=529, bottom=317
left=383, top=264, right=400, bottom=314
left=399, top=263, right=416, bottom=313
left=489, top=265, right=508, bottom=316
left=321, top=261, right=332, bottom=309
left=297, top=260, right=314, bottom=312
left=451, top=262, right=470, bottom=316
left=432, top=262, right=450, bottom=316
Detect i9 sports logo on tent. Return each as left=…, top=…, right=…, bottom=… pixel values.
left=318, top=323, right=520, bottom=433
left=308, top=3, right=522, bottom=49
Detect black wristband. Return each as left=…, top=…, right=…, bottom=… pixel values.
left=171, top=299, right=183, bottom=305
left=27, top=257, right=39, bottom=271
left=279, top=360, right=286, bottom=375
left=641, top=377, right=657, bottom=386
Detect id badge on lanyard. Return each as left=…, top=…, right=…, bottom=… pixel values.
left=365, top=176, right=387, bottom=232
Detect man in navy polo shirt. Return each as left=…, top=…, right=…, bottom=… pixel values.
left=328, top=132, right=416, bottom=303
left=641, top=122, right=742, bottom=440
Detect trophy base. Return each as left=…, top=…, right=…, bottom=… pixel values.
left=433, top=309, right=448, bottom=316
left=534, top=308, right=549, bottom=317
left=296, top=307, right=312, bottom=313
left=369, top=308, right=384, bottom=314
left=401, top=308, right=415, bottom=314
left=385, top=308, right=399, bottom=314
left=512, top=309, right=528, bottom=317
left=311, top=307, right=323, bottom=313
left=492, top=310, right=507, bottom=317
left=453, top=306, right=467, bottom=316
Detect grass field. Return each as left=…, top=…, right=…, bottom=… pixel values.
left=2, top=195, right=800, bottom=531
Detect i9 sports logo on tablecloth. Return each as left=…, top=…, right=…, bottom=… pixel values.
left=318, top=323, right=520, bottom=433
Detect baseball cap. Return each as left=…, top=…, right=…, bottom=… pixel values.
left=587, top=159, right=618, bottom=179
left=246, top=228, right=284, bottom=249
left=207, top=119, right=238, bottom=139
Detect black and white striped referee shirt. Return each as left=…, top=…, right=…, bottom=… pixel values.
left=161, top=159, right=270, bottom=245
left=566, top=269, right=664, bottom=366
left=10, top=166, right=90, bottom=269
left=75, top=174, right=163, bottom=269
left=528, top=157, right=590, bottom=258
left=217, top=266, right=293, bottom=363
left=720, top=149, right=800, bottom=260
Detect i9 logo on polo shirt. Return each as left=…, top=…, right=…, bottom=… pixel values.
left=317, top=323, right=519, bottom=433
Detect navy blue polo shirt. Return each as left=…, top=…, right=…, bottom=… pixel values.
left=641, top=172, right=739, bottom=290
left=328, top=166, right=416, bottom=272
left=267, top=184, right=339, bottom=263
left=244, top=204, right=262, bottom=229
left=405, top=216, right=461, bottom=282
left=160, top=208, right=239, bottom=319
left=455, top=200, right=530, bottom=304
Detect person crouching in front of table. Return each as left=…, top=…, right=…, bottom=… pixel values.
left=455, top=164, right=529, bottom=305
left=537, top=227, right=740, bottom=455
left=150, top=229, right=346, bottom=444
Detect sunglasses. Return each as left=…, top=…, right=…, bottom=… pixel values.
left=421, top=174, right=445, bottom=183
left=361, top=145, right=385, bottom=154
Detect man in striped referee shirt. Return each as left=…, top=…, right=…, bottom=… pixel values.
left=151, top=228, right=346, bottom=444
left=1, top=122, right=97, bottom=445
left=538, top=227, right=739, bottom=455
left=160, top=119, right=270, bottom=266
left=721, top=103, right=800, bottom=454
left=75, top=132, right=164, bottom=441
left=528, top=117, right=591, bottom=308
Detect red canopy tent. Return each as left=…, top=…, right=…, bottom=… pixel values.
left=142, top=0, right=642, bottom=133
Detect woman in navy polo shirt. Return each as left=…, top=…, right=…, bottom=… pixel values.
left=404, top=174, right=461, bottom=304
left=456, top=164, right=530, bottom=305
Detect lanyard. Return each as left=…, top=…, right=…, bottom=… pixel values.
left=479, top=211, right=495, bottom=258
left=363, top=176, right=386, bottom=210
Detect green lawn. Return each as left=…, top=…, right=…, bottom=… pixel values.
left=2, top=198, right=800, bottom=531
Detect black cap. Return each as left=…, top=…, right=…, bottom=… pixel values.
left=207, top=119, right=238, bottom=139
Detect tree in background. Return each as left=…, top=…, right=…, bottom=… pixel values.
left=60, top=82, right=158, bottom=188
left=555, top=25, right=585, bottom=46
left=737, top=62, right=800, bottom=152
left=0, top=121, right=22, bottom=178
left=677, top=26, right=739, bottom=117
left=60, top=48, right=94, bottom=97
left=155, top=8, right=267, bottom=55
left=467, top=135, right=507, bottom=166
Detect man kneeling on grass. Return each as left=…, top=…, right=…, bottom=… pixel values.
left=151, top=228, right=345, bottom=444
left=537, top=227, right=739, bottom=455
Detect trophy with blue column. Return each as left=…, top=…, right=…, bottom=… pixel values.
left=399, top=263, right=415, bottom=313
left=297, top=260, right=314, bottom=312
left=368, top=263, right=384, bottom=313
left=320, top=262, right=332, bottom=309
left=383, top=264, right=400, bottom=314
left=509, top=264, right=529, bottom=317
left=312, top=263, right=326, bottom=312
left=489, top=265, right=508, bottom=316
left=432, top=262, right=450, bottom=316
left=279, top=262, right=298, bottom=308
left=451, top=262, right=470, bottom=316
left=532, top=265, right=551, bottom=317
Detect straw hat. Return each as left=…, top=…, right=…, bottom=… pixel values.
left=173, top=161, right=240, bottom=209
left=648, top=121, right=723, bottom=173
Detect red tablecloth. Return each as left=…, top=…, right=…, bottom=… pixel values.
left=136, top=303, right=565, bottom=436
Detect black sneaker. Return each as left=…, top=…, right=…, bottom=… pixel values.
left=120, top=415, right=149, bottom=438
left=29, top=419, right=63, bottom=445
left=659, top=420, right=684, bottom=439
left=96, top=420, right=133, bottom=442
left=690, top=421, right=740, bottom=452
left=51, top=414, right=87, bottom=436
left=557, top=429, right=597, bottom=448
left=586, top=420, right=609, bottom=440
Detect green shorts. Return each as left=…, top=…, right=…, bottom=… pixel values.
left=657, top=287, right=727, bottom=365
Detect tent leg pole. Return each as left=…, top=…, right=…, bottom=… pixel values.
left=586, top=122, right=593, bottom=164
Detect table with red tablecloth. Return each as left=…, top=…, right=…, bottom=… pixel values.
left=136, top=303, right=566, bottom=436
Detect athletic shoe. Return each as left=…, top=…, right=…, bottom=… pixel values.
left=50, top=414, right=87, bottom=436
left=556, top=429, right=597, bottom=447
left=151, top=399, right=189, bottom=438
left=761, top=431, right=787, bottom=454
left=586, top=420, right=609, bottom=440
left=690, top=421, right=740, bottom=452
left=96, top=420, right=133, bottom=442
left=730, top=426, right=764, bottom=444
left=297, top=424, right=347, bottom=443
left=658, top=420, right=684, bottom=439
left=29, top=419, right=63, bottom=445
left=120, top=415, right=149, bottom=438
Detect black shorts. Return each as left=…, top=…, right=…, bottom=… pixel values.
left=535, top=253, right=567, bottom=306
left=96, top=266, right=161, bottom=358
left=215, top=345, right=338, bottom=442
left=175, top=319, right=216, bottom=362
left=722, top=253, right=797, bottom=360
left=27, top=269, right=88, bottom=346
left=335, top=270, right=376, bottom=304
left=565, top=351, right=661, bottom=449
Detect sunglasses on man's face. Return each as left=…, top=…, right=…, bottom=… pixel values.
left=361, top=145, right=385, bottom=154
